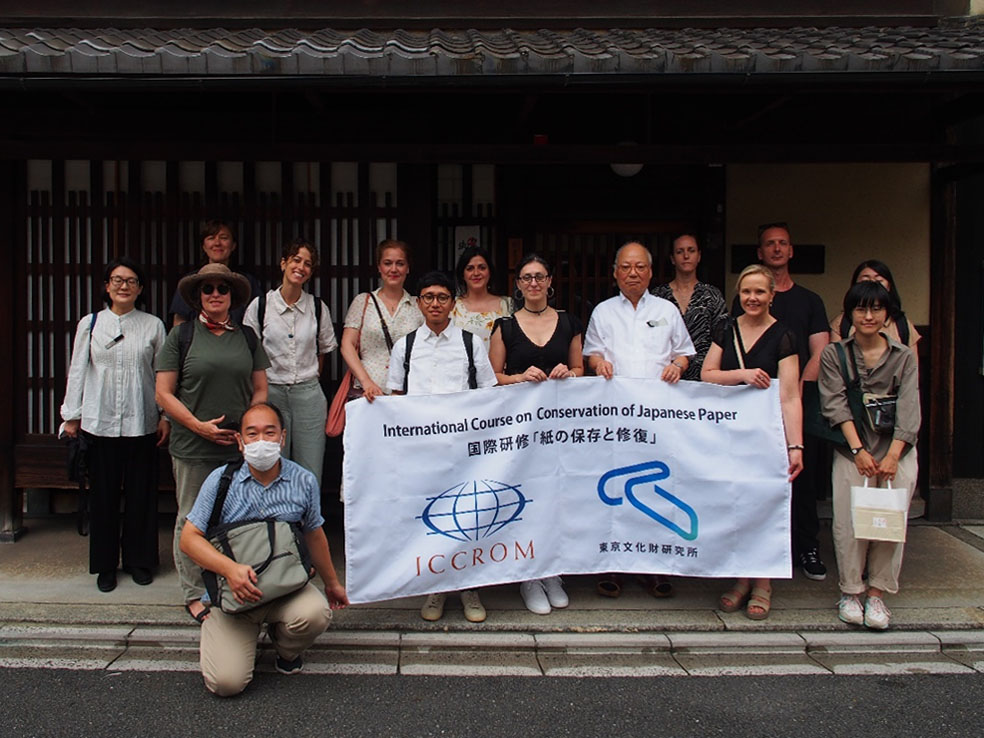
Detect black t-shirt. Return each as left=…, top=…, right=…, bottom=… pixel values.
left=493, top=311, right=584, bottom=376
left=732, top=283, right=828, bottom=371
left=711, top=317, right=797, bottom=378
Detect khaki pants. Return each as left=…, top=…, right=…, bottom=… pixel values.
left=171, top=457, right=224, bottom=603
left=831, top=449, right=918, bottom=596
left=200, top=583, right=332, bottom=696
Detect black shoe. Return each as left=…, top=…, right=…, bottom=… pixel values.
left=275, top=654, right=303, bottom=675
left=96, top=571, right=117, bottom=592
left=126, top=567, right=153, bottom=586
left=798, top=549, right=827, bottom=581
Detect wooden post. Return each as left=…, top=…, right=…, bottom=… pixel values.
left=0, top=161, right=26, bottom=541
left=927, top=164, right=955, bottom=521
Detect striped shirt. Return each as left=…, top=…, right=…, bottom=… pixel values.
left=186, top=457, right=324, bottom=533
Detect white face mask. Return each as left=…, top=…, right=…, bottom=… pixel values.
left=242, top=439, right=281, bottom=471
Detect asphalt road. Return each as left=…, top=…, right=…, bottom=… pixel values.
left=3, top=669, right=984, bottom=738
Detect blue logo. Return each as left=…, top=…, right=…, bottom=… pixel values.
left=597, top=461, right=698, bottom=541
left=418, top=479, right=531, bottom=542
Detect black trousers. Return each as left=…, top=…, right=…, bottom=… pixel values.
left=85, top=433, right=160, bottom=574
left=791, top=435, right=822, bottom=556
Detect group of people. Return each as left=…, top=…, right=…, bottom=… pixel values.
left=59, top=218, right=921, bottom=695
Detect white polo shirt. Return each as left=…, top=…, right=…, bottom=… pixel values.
left=583, top=291, right=695, bottom=379
left=387, top=323, right=496, bottom=396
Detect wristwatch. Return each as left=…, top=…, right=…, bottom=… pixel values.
left=850, top=446, right=864, bottom=456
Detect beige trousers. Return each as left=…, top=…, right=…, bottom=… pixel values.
left=831, top=449, right=918, bottom=596
left=172, top=457, right=224, bottom=603
left=200, top=583, right=332, bottom=696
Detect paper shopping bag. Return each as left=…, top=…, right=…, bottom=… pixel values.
left=850, top=478, right=908, bottom=543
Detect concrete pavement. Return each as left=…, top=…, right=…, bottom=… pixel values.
left=2, top=516, right=984, bottom=676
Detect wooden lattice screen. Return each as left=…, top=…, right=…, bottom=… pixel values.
left=19, top=160, right=396, bottom=439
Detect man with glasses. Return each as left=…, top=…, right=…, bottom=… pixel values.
left=386, top=271, right=496, bottom=622
left=583, top=241, right=695, bottom=600
left=734, top=222, right=830, bottom=581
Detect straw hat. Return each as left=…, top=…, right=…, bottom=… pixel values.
left=177, top=263, right=251, bottom=310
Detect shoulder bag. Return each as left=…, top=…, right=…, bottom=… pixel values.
left=326, top=293, right=371, bottom=437
left=803, top=342, right=866, bottom=446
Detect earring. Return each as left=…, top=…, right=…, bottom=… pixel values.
left=547, top=286, right=555, bottom=299
left=514, top=288, right=523, bottom=301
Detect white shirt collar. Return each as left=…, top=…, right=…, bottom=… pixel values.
left=271, top=288, right=307, bottom=315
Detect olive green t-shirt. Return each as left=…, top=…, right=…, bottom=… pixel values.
left=158, top=321, right=270, bottom=461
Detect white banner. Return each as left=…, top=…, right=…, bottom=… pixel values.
left=343, top=377, right=791, bottom=604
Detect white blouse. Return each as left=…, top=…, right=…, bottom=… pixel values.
left=60, top=308, right=166, bottom=437
left=243, top=289, right=338, bottom=386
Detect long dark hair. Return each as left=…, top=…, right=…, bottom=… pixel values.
left=454, top=245, right=497, bottom=297
left=102, top=256, right=146, bottom=308
left=840, top=260, right=908, bottom=343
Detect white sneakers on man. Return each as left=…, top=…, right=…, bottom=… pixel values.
left=521, top=577, right=569, bottom=615
left=420, top=592, right=447, bottom=621
left=460, top=590, right=486, bottom=623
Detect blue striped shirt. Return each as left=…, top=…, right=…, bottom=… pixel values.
left=186, top=458, right=324, bottom=533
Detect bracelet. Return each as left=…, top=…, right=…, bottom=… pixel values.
left=787, top=444, right=804, bottom=451
left=671, top=359, right=684, bottom=369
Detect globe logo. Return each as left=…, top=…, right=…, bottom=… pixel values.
left=417, top=479, right=531, bottom=542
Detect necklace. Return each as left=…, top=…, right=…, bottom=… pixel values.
left=523, top=304, right=548, bottom=315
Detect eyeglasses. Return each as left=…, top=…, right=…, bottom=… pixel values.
left=616, top=263, right=650, bottom=274
left=201, top=283, right=231, bottom=295
left=109, top=276, right=139, bottom=287
left=518, top=273, right=548, bottom=284
left=853, top=305, right=886, bottom=315
left=419, top=293, right=452, bottom=305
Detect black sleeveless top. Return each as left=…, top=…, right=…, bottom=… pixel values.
left=493, top=311, right=584, bottom=375
left=711, top=317, right=797, bottom=379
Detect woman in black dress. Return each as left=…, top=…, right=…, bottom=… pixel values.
left=701, top=264, right=804, bottom=621
left=488, top=253, right=583, bottom=615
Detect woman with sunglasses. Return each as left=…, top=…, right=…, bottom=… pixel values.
left=451, top=244, right=512, bottom=350
left=60, top=257, right=168, bottom=593
left=244, top=237, right=337, bottom=486
left=488, top=253, right=583, bottom=615
left=156, top=263, right=270, bottom=623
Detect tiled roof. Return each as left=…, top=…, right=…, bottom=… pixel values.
left=2, top=25, right=984, bottom=76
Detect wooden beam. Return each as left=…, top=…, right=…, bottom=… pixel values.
left=0, top=161, right=26, bottom=541
left=927, top=163, right=956, bottom=521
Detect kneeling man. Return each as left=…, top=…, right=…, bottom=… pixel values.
left=180, top=402, right=348, bottom=696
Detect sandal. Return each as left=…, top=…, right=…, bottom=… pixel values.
left=638, top=574, right=674, bottom=598
left=184, top=601, right=211, bottom=624
left=719, top=583, right=751, bottom=613
left=745, top=587, right=772, bottom=620
left=596, top=575, right=622, bottom=598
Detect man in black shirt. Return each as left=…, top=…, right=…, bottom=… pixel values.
left=734, top=222, right=830, bottom=580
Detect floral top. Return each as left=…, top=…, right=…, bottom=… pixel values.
left=343, top=289, right=423, bottom=392
left=653, top=281, right=727, bottom=381
left=451, top=295, right=513, bottom=351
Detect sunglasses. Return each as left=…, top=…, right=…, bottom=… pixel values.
left=201, top=283, right=231, bottom=295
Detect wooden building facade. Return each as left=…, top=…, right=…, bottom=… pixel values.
left=2, top=1, right=984, bottom=539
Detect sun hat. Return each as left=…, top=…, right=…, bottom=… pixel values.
left=177, top=263, right=251, bottom=311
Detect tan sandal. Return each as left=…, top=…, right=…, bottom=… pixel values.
left=745, top=587, right=772, bottom=620
left=719, top=584, right=751, bottom=613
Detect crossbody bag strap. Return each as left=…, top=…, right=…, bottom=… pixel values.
left=731, top=320, right=746, bottom=371
left=369, top=292, right=395, bottom=351
left=206, top=459, right=245, bottom=534
left=402, top=330, right=417, bottom=393
left=462, top=330, right=478, bottom=389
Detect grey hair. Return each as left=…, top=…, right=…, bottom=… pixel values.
left=613, top=241, right=653, bottom=269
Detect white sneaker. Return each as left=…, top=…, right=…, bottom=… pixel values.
left=420, top=592, right=447, bottom=621
left=520, top=580, right=551, bottom=615
left=864, top=596, right=891, bottom=630
left=541, top=576, right=569, bottom=609
left=460, top=589, right=487, bottom=623
left=837, top=594, right=864, bottom=625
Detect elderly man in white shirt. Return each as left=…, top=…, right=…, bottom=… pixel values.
left=583, top=241, right=696, bottom=599
left=386, top=270, right=496, bottom=623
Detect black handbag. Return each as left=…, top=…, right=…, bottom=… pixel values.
left=66, top=433, right=90, bottom=536
left=804, top=343, right=866, bottom=446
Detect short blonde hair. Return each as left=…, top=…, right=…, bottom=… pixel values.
left=736, top=264, right=775, bottom=294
